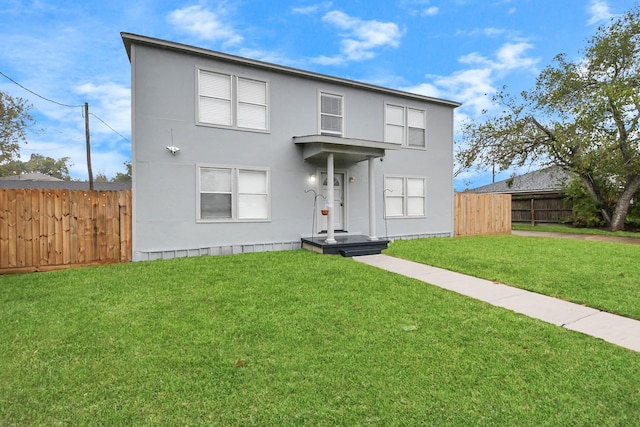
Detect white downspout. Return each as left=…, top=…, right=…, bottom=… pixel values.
left=368, top=157, right=378, bottom=241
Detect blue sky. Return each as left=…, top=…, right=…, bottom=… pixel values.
left=0, top=0, right=633, bottom=188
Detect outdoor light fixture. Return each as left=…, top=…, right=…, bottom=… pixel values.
left=308, top=174, right=316, bottom=185
left=349, top=176, right=356, bottom=183
left=166, top=146, right=180, bottom=155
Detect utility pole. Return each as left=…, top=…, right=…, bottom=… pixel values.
left=84, top=102, right=94, bottom=190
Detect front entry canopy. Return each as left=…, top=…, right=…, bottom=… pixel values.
left=293, top=134, right=400, bottom=165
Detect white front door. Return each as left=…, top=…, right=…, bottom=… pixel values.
left=320, top=172, right=345, bottom=232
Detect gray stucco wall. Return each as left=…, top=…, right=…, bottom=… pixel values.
left=128, top=39, right=456, bottom=261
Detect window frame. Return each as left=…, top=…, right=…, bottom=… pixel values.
left=197, top=164, right=271, bottom=223
left=383, top=175, right=427, bottom=219
left=318, top=90, right=345, bottom=136
left=384, top=103, right=426, bottom=149
left=197, top=68, right=270, bottom=133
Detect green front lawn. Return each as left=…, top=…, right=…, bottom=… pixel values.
left=1, top=250, right=639, bottom=425
left=386, top=234, right=640, bottom=320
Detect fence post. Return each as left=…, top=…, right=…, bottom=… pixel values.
left=530, top=198, right=535, bottom=226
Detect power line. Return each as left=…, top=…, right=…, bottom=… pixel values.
left=89, top=113, right=130, bottom=142
left=0, top=70, right=84, bottom=108
left=1, top=70, right=129, bottom=143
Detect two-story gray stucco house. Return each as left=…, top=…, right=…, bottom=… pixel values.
left=122, top=33, right=460, bottom=261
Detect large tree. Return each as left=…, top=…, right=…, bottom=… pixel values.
left=0, top=91, right=33, bottom=165
left=458, top=6, right=640, bottom=231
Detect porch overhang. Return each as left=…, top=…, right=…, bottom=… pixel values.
left=293, top=135, right=400, bottom=165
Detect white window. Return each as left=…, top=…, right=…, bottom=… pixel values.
left=198, top=69, right=269, bottom=131
left=198, top=165, right=270, bottom=221
left=385, top=104, right=426, bottom=148
left=199, top=71, right=232, bottom=127
left=320, top=92, right=343, bottom=136
left=237, top=77, right=268, bottom=130
left=384, top=176, right=426, bottom=218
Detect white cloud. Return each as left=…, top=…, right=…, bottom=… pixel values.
left=457, top=42, right=537, bottom=72
left=399, top=0, right=439, bottom=16
left=401, top=82, right=442, bottom=98
left=167, top=5, right=243, bottom=45
left=403, top=42, right=539, bottom=117
left=494, top=42, right=538, bottom=70
left=587, top=0, right=613, bottom=25
left=422, top=6, right=439, bottom=16
left=458, top=27, right=512, bottom=38
left=312, top=10, right=402, bottom=65
left=292, top=2, right=333, bottom=15
left=76, top=82, right=130, bottom=139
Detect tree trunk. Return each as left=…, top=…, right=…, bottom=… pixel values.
left=579, top=174, right=612, bottom=225
left=610, top=176, right=640, bottom=231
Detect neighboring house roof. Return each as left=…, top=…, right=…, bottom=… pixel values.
left=121, top=32, right=462, bottom=109
left=0, top=180, right=131, bottom=191
left=468, top=166, right=572, bottom=194
left=0, top=172, right=64, bottom=181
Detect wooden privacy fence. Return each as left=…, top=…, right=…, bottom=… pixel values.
left=0, top=189, right=132, bottom=273
left=512, top=194, right=573, bottom=225
left=454, top=193, right=512, bottom=236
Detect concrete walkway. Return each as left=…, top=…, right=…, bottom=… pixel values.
left=354, top=254, right=640, bottom=353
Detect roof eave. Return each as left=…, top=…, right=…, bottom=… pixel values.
left=120, top=32, right=462, bottom=109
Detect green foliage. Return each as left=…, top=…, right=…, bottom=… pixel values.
left=457, top=5, right=640, bottom=230
left=1, top=250, right=640, bottom=425
left=0, top=91, right=33, bottom=164
left=563, top=177, right=605, bottom=227
left=625, top=193, right=640, bottom=228
left=94, top=171, right=109, bottom=182
left=111, top=160, right=131, bottom=182
left=0, top=153, right=72, bottom=180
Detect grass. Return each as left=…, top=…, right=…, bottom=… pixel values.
left=512, top=223, right=640, bottom=238
left=385, top=234, right=640, bottom=320
left=1, top=250, right=640, bottom=425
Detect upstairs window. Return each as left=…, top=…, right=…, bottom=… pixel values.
left=320, top=92, right=343, bottom=136
left=199, top=71, right=232, bottom=127
left=198, top=69, right=269, bottom=131
left=385, top=104, right=426, bottom=148
left=237, top=77, right=268, bottom=130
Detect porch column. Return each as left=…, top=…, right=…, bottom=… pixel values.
left=368, top=157, right=378, bottom=241
left=325, top=153, right=336, bottom=244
